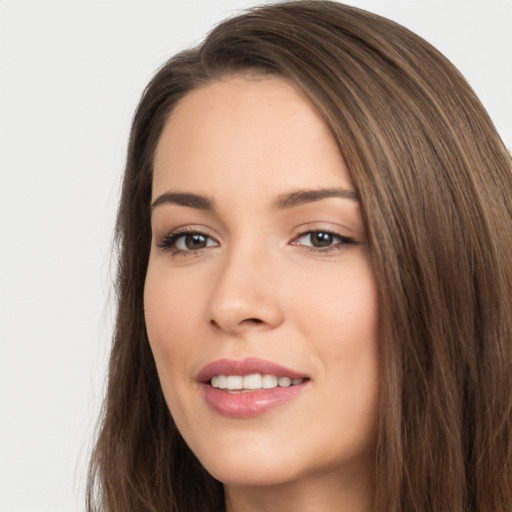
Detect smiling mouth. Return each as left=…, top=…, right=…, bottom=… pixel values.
left=210, top=373, right=308, bottom=392
left=199, top=358, right=310, bottom=417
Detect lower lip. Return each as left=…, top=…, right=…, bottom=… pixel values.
left=200, top=382, right=307, bottom=418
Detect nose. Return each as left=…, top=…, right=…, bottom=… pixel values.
left=206, top=246, right=284, bottom=335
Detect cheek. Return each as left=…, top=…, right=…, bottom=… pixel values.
left=334, top=272, right=379, bottom=386
left=297, top=259, right=379, bottom=349
left=143, top=266, right=204, bottom=431
left=143, top=266, right=198, bottom=377
left=299, top=260, right=379, bottom=415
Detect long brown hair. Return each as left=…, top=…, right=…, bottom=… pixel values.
left=87, top=2, right=512, bottom=511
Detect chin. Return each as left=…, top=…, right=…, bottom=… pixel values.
left=203, top=455, right=306, bottom=488
left=189, top=430, right=373, bottom=490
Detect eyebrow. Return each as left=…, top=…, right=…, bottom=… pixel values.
left=272, top=188, right=359, bottom=208
left=151, top=192, right=215, bottom=211
left=150, top=187, right=359, bottom=212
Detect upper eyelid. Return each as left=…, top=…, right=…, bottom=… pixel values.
left=291, top=222, right=356, bottom=238
left=158, top=225, right=218, bottom=238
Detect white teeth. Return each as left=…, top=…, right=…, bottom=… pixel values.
left=262, top=374, right=278, bottom=388
left=211, top=375, right=227, bottom=388
left=210, top=373, right=305, bottom=391
left=243, top=373, right=262, bottom=389
left=278, top=376, right=292, bottom=387
left=226, top=375, right=243, bottom=390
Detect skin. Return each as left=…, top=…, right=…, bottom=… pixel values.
left=145, top=76, right=379, bottom=512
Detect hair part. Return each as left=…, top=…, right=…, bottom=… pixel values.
left=88, top=2, right=512, bottom=511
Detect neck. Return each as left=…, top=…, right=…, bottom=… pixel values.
left=224, top=463, right=374, bottom=512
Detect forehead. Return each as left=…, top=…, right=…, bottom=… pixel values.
left=152, top=76, right=354, bottom=199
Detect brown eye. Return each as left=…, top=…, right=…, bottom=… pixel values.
left=158, top=231, right=219, bottom=254
left=293, top=231, right=355, bottom=251
left=310, top=232, right=335, bottom=247
left=182, top=233, right=209, bottom=249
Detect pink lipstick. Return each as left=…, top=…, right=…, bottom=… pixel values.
left=197, top=357, right=309, bottom=418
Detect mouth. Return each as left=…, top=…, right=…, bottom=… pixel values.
left=197, top=358, right=310, bottom=417
left=210, top=373, right=307, bottom=392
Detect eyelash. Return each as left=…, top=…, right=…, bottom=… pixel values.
left=290, top=230, right=356, bottom=253
left=157, top=228, right=356, bottom=257
left=157, top=227, right=218, bottom=258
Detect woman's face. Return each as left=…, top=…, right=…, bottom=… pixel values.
left=145, top=76, right=379, bottom=491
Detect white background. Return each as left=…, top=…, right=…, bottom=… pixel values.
left=0, top=1, right=510, bottom=511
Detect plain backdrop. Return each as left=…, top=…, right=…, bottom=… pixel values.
left=0, top=1, right=510, bottom=511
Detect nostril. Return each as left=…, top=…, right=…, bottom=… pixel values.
left=245, top=318, right=263, bottom=324
left=209, top=317, right=264, bottom=330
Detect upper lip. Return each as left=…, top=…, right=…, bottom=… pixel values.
left=197, top=357, right=309, bottom=383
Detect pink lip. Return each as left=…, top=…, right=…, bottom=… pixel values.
left=197, top=357, right=310, bottom=418
left=197, top=357, right=307, bottom=382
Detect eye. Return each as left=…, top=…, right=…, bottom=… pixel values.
left=175, top=233, right=216, bottom=250
left=158, top=230, right=219, bottom=255
left=292, top=230, right=355, bottom=250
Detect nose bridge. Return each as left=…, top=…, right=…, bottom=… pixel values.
left=207, top=234, right=283, bottom=333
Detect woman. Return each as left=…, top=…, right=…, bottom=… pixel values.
left=87, top=1, right=512, bottom=511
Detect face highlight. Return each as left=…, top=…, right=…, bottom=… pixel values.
left=144, top=76, right=379, bottom=503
